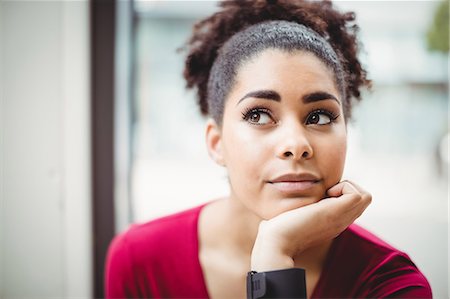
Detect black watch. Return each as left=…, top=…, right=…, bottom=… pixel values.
left=246, top=268, right=307, bottom=299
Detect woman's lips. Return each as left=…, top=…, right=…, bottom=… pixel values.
left=268, top=173, right=320, bottom=194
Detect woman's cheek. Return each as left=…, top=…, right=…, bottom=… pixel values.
left=223, top=129, right=267, bottom=193
left=321, top=137, right=347, bottom=190
left=229, top=137, right=265, bottom=181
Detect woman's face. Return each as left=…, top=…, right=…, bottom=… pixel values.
left=209, top=49, right=347, bottom=220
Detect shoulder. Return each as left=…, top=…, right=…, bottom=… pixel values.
left=105, top=204, right=207, bottom=297
left=342, top=223, right=400, bottom=256
left=333, top=224, right=432, bottom=298
left=109, top=203, right=206, bottom=264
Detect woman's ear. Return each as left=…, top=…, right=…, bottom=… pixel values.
left=205, top=119, right=226, bottom=167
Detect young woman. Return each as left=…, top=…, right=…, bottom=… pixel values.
left=106, top=1, right=432, bottom=298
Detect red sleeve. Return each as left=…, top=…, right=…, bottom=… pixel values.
left=104, top=232, right=142, bottom=299
left=387, top=286, right=433, bottom=298
left=362, top=253, right=432, bottom=299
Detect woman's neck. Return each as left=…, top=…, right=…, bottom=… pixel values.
left=200, top=196, right=261, bottom=257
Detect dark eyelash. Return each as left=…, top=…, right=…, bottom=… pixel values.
left=241, top=107, right=273, bottom=121
left=308, top=109, right=340, bottom=122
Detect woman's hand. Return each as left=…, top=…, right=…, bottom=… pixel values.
left=251, top=180, right=372, bottom=272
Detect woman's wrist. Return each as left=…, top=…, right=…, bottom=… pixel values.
left=251, top=221, right=295, bottom=272
left=251, top=248, right=294, bottom=272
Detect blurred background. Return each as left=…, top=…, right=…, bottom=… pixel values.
left=1, top=0, right=448, bottom=298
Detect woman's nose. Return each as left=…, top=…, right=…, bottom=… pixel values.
left=276, top=123, right=313, bottom=161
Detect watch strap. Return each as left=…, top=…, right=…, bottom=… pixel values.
left=246, top=268, right=307, bottom=299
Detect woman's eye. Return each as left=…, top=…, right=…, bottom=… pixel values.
left=243, top=109, right=273, bottom=125
left=306, top=111, right=335, bottom=125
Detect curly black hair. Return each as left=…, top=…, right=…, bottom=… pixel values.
left=182, top=0, right=371, bottom=124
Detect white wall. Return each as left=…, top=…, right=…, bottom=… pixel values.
left=0, top=1, right=92, bottom=298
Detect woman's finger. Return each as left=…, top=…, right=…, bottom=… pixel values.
left=327, top=180, right=360, bottom=197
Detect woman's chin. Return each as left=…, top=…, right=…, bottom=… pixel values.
left=259, top=195, right=322, bottom=219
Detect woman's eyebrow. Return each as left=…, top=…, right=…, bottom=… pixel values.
left=236, top=90, right=339, bottom=106
left=236, top=90, right=281, bottom=106
left=303, top=92, right=339, bottom=104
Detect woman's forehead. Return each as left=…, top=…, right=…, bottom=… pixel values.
left=232, top=49, right=339, bottom=97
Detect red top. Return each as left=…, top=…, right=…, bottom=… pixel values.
left=105, top=203, right=432, bottom=298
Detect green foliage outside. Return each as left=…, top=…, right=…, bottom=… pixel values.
left=427, top=0, right=449, bottom=53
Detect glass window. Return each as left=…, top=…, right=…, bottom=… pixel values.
left=132, top=1, right=227, bottom=222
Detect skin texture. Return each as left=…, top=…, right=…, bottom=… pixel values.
left=201, top=49, right=371, bottom=298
